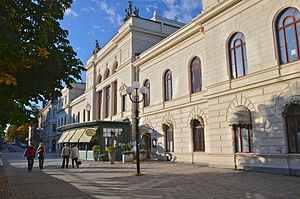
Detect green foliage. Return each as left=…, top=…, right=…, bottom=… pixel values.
left=92, top=145, right=100, bottom=152
left=107, top=146, right=116, bottom=153
left=5, top=124, right=29, bottom=142
left=0, top=0, right=85, bottom=126
left=120, top=142, right=133, bottom=152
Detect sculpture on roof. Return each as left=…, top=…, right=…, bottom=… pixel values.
left=123, top=0, right=140, bottom=22
left=93, top=40, right=101, bottom=54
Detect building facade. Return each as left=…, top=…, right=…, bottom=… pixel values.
left=53, top=0, right=300, bottom=176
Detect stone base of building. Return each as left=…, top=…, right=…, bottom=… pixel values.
left=172, top=152, right=300, bottom=176
left=243, top=166, right=300, bottom=177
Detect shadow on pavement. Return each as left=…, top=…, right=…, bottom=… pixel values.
left=1, top=158, right=96, bottom=198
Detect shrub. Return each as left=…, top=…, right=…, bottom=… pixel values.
left=107, top=146, right=116, bottom=153
left=92, top=145, right=100, bottom=152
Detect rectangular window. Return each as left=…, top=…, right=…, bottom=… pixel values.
left=98, top=91, right=102, bottom=120
left=234, top=126, right=252, bottom=153
left=83, top=110, right=85, bottom=122
left=105, top=85, right=110, bottom=118
left=122, top=94, right=127, bottom=112
left=87, top=110, right=91, bottom=121
left=77, top=112, right=80, bottom=123
left=112, top=81, right=117, bottom=115
left=52, top=124, right=57, bottom=132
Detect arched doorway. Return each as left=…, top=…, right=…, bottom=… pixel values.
left=142, top=133, right=151, bottom=159
left=191, top=118, right=205, bottom=152
left=284, top=103, right=300, bottom=153
left=163, top=123, right=174, bottom=152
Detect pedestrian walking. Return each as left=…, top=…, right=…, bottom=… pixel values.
left=23, top=143, right=36, bottom=171
left=37, top=143, right=46, bottom=170
left=61, top=143, right=71, bottom=168
left=70, top=145, right=80, bottom=168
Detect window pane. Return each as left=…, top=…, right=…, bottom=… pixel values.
left=236, top=47, right=244, bottom=77
left=241, top=128, right=249, bottom=152
left=287, top=117, right=297, bottom=153
left=285, top=26, right=298, bottom=62
left=283, top=17, right=294, bottom=26
left=230, top=50, right=236, bottom=79
left=278, top=30, right=287, bottom=64
left=243, top=44, right=248, bottom=75
left=235, top=129, right=241, bottom=152
left=297, top=23, right=300, bottom=55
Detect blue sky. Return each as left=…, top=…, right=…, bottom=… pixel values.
left=60, top=0, right=202, bottom=82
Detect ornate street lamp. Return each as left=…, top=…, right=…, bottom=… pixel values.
left=126, top=81, right=147, bottom=175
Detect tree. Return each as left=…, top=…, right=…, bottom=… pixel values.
left=5, top=124, right=29, bottom=143
left=0, top=0, right=85, bottom=126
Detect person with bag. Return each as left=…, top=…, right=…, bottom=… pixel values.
left=23, top=143, right=36, bottom=171
left=70, top=144, right=80, bottom=168
left=37, top=143, right=46, bottom=170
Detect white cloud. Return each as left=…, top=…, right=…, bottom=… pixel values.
left=162, top=0, right=201, bottom=23
left=81, top=6, right=96, bottom=13
left=98, top=1, right=123, bottom=26
left=65, top=8, right=78, bottom=17
left=145, top=4, right=159, bottom=13
left=88, top=30, right=95, bottom=36
left=92, top=23, right=111, bottom=33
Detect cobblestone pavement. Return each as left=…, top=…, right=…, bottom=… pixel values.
left=0, top=151, right=300, bottom=199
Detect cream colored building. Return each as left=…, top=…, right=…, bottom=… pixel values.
left=56, top=0, right=300, bottom=176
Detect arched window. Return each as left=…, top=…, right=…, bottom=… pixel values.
left=112, top=61, right=118, bottom=74
left=284, top=103, right=300, bottom=153
left=143, top=79, right=150, bottom=107
left=190, top=57, right=202, bottom=94
left=192, top=119, right=205, bottom=152
left=104, top=69, right=110, bottom=80
left=229, top=106, right=252, bottom=153
left=163, top=124, right=174, bottom=152
left=164, top=70, right=172, bottom=101
left=276, top=7, right=300, bottom=64
left=228, top=32, right=248, bottom=79
left=97, top=74, right=102, bottom=84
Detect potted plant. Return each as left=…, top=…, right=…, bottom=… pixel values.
left=121, top=142, right=134, bottom=163
left=107, top=146, right=116, bottom=164
left=139, top=149, right=147, bottom=161
left=92, top=145, right=101, bottom=161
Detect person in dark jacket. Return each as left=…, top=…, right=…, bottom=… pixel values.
left=24, top=144, right=36, bottom=171
left=37, top=143, right=46, bottom=170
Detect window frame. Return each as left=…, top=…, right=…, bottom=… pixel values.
left=143, top=79, right=150, bottom=107
left=164, top=124, right=174, bottom=152
left=275, top=7, right=300, bottom=64
left=164, top=70, right=172, bottom=101
left=228, top=32, right=248, bottom=79
left=233, top=124, right=252, bottom=153
left=190, top=57, right=202, bottom=94
left=192, top=119, right=205, bottom=152
left=104, top=85, right=110, bottom=118
left=112, top=81, right=118, bottom=116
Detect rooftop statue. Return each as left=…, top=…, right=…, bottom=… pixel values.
left=123, top=0, right=140, bottom=22
left=93, top=40, right=101, bottom=54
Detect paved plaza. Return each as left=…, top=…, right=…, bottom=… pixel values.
left=0, top=150, right=300, bottom=199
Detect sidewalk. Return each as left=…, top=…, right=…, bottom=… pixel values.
left=1, top=151, right=300, bottom=198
